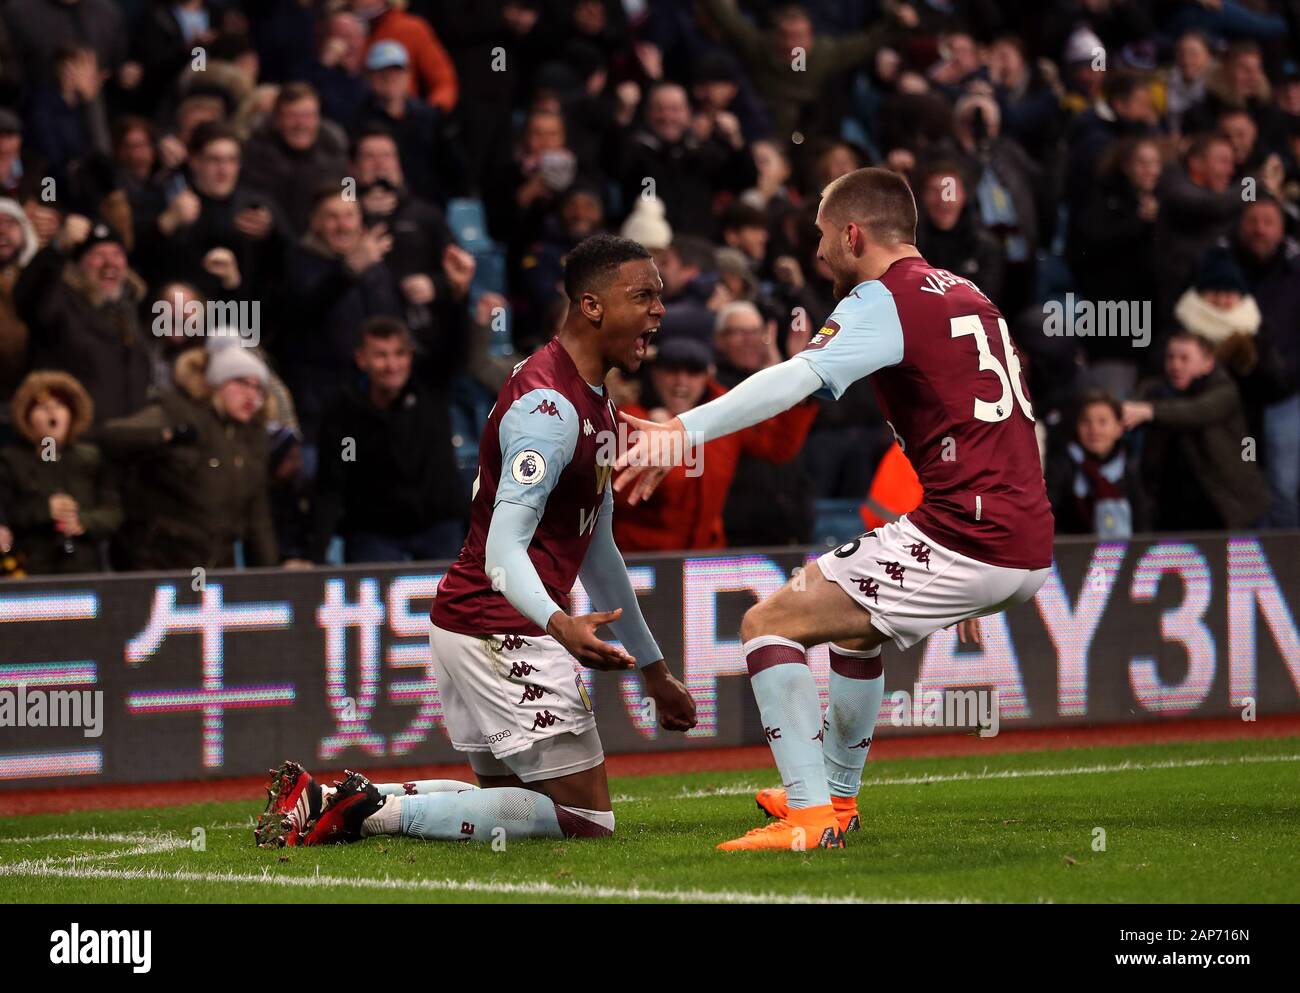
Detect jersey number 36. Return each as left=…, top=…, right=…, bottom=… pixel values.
left=949, top=314, right=1034, bottom=423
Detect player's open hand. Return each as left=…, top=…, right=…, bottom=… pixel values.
left=642, top=660, right=697, bottom=732
left=613, top=410, right=686, bottom=506
left=548, top=608, right=635, bottom=671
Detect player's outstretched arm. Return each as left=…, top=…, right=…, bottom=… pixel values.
left=613, top=357, right=824, bottom=504
left=579, top=490, right=697, bottom=730
left=485, top=501, right=635, bottom=671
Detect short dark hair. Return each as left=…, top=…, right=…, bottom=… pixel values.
left=670, top=235, right=717, bottom=273
left=1074, top=388, right=1122, bottom=424
left=276, top=81, right=319, bottom=112
left=1169, top=329, right=1216, bottom=355
left=719, top=201, right=768, bottom=233
left=820, top=167, right=917, bottom=245
left=562, top=234, right=651, bottom=301
left=358, top=315, right=412, bottom=348
left=188, top=121, right=241, bottom=157
left=1185, top=131, right=1232, bottom=164
left=350, top=124, right=397, bottom=161
left=1103, top=70, right=1150, bottom=106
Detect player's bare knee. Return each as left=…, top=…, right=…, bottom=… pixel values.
left=740, top=600, right=775, bottom=642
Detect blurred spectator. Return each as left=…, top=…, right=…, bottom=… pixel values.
left=305, top=12, right=370, bottom=127
left=99, top=342, right=279, bottom=570
left=699, top=0, right=901, bottom=141
left=312, top=316, right=466, bottom=563
left=1045, top=390, right=1147, bottom=537
left=15, top=215, right=151, bottom=422
left=3, top=0, right=129, bottom=88
left=1067, top=136, right=1163, bottom=398
left=614, top=335, right=816, bottom=551
left=353, top=39, right=463, bottom=204
left=1231, top=196, right=1300, bottom=527
left=1065, top=69, right=1160, bottom=212
left=242, top=82, right=349, bottom=236
left=714, top=300, right=815, bottom=546
left=618, top=81, right=756, bottom=238
left=135, top=122, right=287, bottom=305
left=1166, top=30, right=1215, bottom=135
left=353, top=0, right=459, bottom=112
left=1124, top=331, right=1269, bottom=531
left=0, top=369, right=121, bottom=573
left=916, top=161, right=1005, bottom=307
left=936, top=93, right=1043, bottom=318
left=22, top=47, right=112, bottom=192
left=0, top=198, right=36, bottom=415
left=1154, top=132, right=1242, bottom=325
left=279, top=188, right=402, bottom=448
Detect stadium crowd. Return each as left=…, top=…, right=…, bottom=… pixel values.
left=0, top=0, right=1297, bottom=577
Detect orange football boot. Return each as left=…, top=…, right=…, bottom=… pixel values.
left=755, top=787, right=861, bottom=833
left=717, top=802, right=845, bottom=851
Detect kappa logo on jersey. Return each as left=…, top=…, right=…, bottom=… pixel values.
left=530, top=710, right=565, bottom=730
left=805, top=317, right=841, bottom=351
left=402, top=782, right=418, bottom=795
left=511, top=449, right=546, bottom=484
left=499, top=634, right=529, bottom=651
left=531, top=399, right=563, bottom=418
left=583, top=418, right=594, bottom=436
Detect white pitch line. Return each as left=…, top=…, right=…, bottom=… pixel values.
left=636, top=752, right=1300, bottom=801
left=0, top=830, right=177, bottom=845
left=0, top=861, right=974, bottom=904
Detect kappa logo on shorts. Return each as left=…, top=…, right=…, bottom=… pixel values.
left=876, top=559, right=906, bottom=587
left=508, top=660, right=540, bottom=678
left=850, top=736, right=873, bottom=749
left=853, top=576, right=880, bottom=603
left=499, top=635, right=529, bottom=651
left=906, top=541, right=932, bottom=570
left=530, top=710, right=565, bottom=730
left=485, top=729, right=512, bottom=744
left=511, top=449, right=546, bottom=485
left=517, top=682, right=554, bottom=705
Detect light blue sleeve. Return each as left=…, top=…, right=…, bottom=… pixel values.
left=484, top=501, right=563, bottom=630
left=792, top=281, right=905, bottom=401
left=495, top=388, right=580, bottom=516
left=676, top=359, right=823, bottom=443
left=578, top=487, right=663, bottom=668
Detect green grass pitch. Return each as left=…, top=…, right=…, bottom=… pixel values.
left=2, top=736, right=1297, bottom=904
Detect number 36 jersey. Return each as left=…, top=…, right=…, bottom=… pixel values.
left=795, top=256, right=1054, bottom=570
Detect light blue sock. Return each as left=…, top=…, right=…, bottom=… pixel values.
left=745, top=636, right=831, bottom=810
left=376, top=778, right=477, bottom=797
left=399, top=787, right=561, bottom=841
left=823, top=644, right=884, bottom=799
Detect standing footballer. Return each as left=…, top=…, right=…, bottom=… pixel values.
left=616, top=168, right=1055, bottom=851
left=257, top=235, right=696, bottom=848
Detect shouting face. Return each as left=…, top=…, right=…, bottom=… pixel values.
left=592, top=258, right=664, bottom=375
left=27, top=395, right=71, bottom=448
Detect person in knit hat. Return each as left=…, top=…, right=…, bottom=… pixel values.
left=98, top=343, right=279, bottom=571
left=1173, top=246, right=1261, bottom=379
left=0, top=369, right=121, bottom=574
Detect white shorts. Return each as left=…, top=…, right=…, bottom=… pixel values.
left=428, top=622, right=603, bottom=781
left=815, top=515, right=1049, bottom=650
